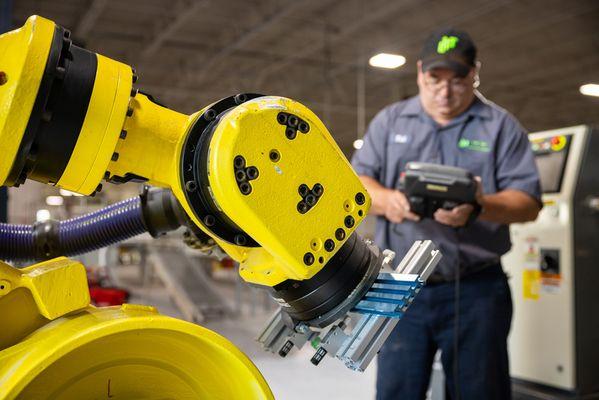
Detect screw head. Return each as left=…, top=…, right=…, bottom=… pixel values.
left=303, top=252, right=315, bottom=266
left=344, top=215, right=355, bottom=228
left=297, top=201, right=309, bottom=214
left=285, top=127, right=297, bottom=140
left=277, top=112, right=288, bottom=125
left=234, top=155, right=246, bottom=169
left=324, top=239, right=335, bottom=252
left=185, top=181, right=197, bottom=192
left=313, top=183, right=324, bottom=197
left=298, top=184, right=309, bottom=197
left=355, top=192, right=366, bottom=205
left=205, top=109, right=217, bottom=121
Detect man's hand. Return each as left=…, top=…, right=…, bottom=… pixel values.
left=434, top=176, right=482, bottom=227
left=434, top=203, right=474, bottom=227
left=383, top=190, right=420, bottom=224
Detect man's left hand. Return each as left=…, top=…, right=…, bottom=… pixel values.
left=434, top=203, right=475, bottom=227
left=434, top=177, right=483, bottom=227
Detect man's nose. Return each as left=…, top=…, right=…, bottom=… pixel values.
left=438, top=83, right=452, bottom=98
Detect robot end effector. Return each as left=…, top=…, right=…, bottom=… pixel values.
left=0, top=16, right=442, bottom=371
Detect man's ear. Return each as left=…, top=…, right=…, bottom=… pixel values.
left=473, top=61, right=481, bottom=88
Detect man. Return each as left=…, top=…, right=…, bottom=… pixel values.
left=351, top=28, right=542, bottom=400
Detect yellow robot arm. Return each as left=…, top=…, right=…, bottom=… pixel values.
left=0, top=16, right=369, bottom=288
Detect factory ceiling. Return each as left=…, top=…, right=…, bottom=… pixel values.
left=12, top=0, right=599, bottom=156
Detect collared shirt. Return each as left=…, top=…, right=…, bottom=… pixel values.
left=351, top=93, right=541, bottom=280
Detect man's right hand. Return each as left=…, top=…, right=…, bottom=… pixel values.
left=382, top=189, right=421, bottom=223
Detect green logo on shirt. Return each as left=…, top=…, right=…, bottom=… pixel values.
left=458, top=138, right=490, bottom=152
left=437, top=36, right=459, bottom=54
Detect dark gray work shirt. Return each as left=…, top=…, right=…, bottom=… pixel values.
left=351, top=93, right=541, bottom=280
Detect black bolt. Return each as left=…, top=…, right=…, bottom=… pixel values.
left=234, top=234, right=247, bottom=246
left=185, top=181, right=197, bottom=192
left=235, top=169, right=247, bottom=182
left=287, top=115, right=299, bottom=128
left=319, top=256, right=324, bottom=263
left=277, top=112, right=288, bottom=125
left=335, top=228, right=346, bottom=241
left=305, top=194, right=317, bottom=206
left=279, top=340, right=294, bottom=357
left=132, top=74, right=138, bottom=83
left=95, top=183, right=103, bottom=193
left=312, top=183, right=323, bottom=197
left=234, top=93, right=247, bottom=104
left=298, top=184, right=309, bottom=197
left=297, top=201, right=309, bottom=214
left=0, top=71, right=7, bottom=85
left=285, top=127, right=297, bottom=140
left=104, top=171, right=110, bottom=179
left=355, top=192, right=366, bottom=205
left=240, top=182, right=252, bottom=195
left=204, top=109, right=217, bottom=121
left=246, top=166, right=259, bottom=180
left=41, top=110, right=52, bottom=122
left=204, top=215, right=215, bottom=227
left=324, top=239, right=335, bottom=252
left=234, top=155, right=246, bottom=169
left=120, top=129, right=128, bottom=139
left=55, top=66, right=66, bottom=80
left=344, top=215, right=355, bottom=228
left=111, top=152, right=119, bottom=162
left=303, top=252, right=315, bottom=266
left=269, top=150, right=280, bottom=162
left=311, top=347, right=328, bottom=366
left=130, top=89, right=138, bottom=97
left=298, top=121, right=310, bottom=133
left=126, top=107, right=134, bottom=117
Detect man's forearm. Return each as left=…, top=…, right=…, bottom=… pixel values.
left=479, top=189, right=541, bottom=224
left=358, top=175, right=392, bottom=216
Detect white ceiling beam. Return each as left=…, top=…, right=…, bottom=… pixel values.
left=74, top=0, right=109, bottom=41
left=140, top=0, right=210, bottom=60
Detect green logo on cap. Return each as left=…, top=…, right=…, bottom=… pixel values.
left=437, top=35, right=459, bottom=54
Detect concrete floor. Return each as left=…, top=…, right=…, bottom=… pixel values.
left=115, top=260, right=377, bottom=400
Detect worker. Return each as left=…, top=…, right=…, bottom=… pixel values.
left=352, top=28, right=541, bottom=399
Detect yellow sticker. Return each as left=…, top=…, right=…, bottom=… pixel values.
left=523, top=269, right=540, bottom=300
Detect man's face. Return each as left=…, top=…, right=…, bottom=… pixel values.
left=417, top=61, right=476, bottom=122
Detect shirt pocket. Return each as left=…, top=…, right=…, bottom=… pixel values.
left=386, top=141, right=423, bottom=187
left=456, top=148, right=496, bottom=192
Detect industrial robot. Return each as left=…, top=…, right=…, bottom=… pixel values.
left=0, top=16, right=441, bottom=399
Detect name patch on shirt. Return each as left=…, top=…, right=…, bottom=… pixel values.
left=394, top=133, right=409, bottom=143
left=458, top=138, right=490, bottom=152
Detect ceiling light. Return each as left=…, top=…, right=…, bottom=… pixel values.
left=36, top=209, right=51, bottom=222
left=580, top=83, right=599, bottom=97
left=46, top=195, right=64, bottom=206
left=353, top=139, right=364, bottom=149
left=59, top=188, right=83, bottom=196
left=369, top=53, right=406, bottom=69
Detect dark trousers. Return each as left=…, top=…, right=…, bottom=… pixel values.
left=376, top=264, right=513, bottom=400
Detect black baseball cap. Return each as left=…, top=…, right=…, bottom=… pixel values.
left=419, top=28, right=477, bottom=77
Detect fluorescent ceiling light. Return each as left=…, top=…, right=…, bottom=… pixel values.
left=59, top=188, right=83, bottom=196
left=369, top=53, right=406, bottom=69
left=353, top=139, right=364, bottom=149
left=580, top=83, right=599, bottom=97
left=46, top=195, right=64, bottom=206
left=36, top=209, right=51, bottom=222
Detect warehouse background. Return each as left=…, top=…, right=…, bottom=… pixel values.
left=3, top=2, right=599, bottom=398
